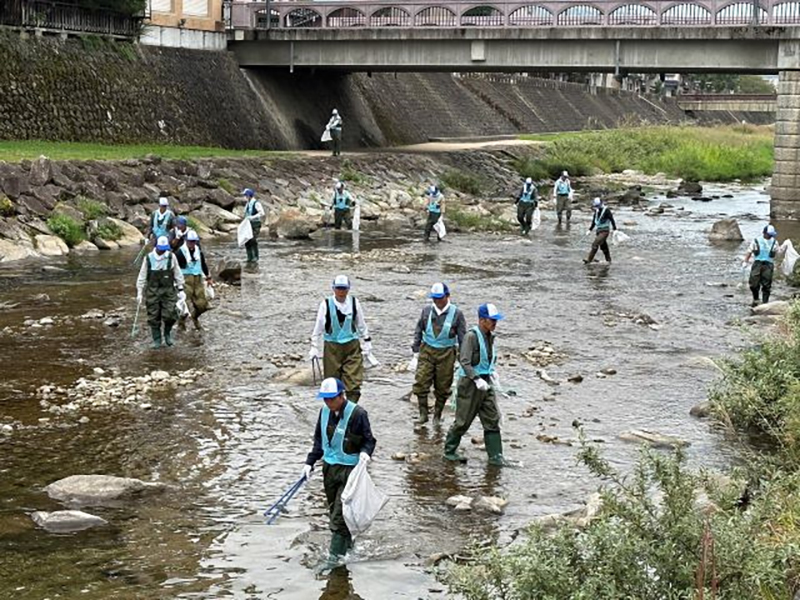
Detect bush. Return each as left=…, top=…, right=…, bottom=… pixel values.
left=217, top=178, right=236, bottom=195
left=95, top=221, right=122, bottom=241
left=77, top=197, right=108, bottom=220
left=0, top=195, right=14, bottom=217
left=47, top=214, right=86, bottom=247
left=339, top=160, right=368, bottom=185
left=440, top=169, right=486, bottom=196
left=446, top=205, right=512, bottom=233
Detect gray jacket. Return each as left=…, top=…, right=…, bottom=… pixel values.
left=412, top=304, right=467, bottom=353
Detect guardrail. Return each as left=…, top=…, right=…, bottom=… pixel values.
left=1, top=0, right=141, bottom=37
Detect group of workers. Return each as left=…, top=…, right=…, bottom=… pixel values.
left=303, top=273, right=510, bottom=560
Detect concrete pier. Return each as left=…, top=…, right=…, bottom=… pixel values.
left=773, top=70, right=800, bottom=219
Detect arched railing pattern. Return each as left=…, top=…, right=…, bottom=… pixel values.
left=327, top=6, right=367, bottom=26
left=557, top=4, right=604, bottom=24
left=461, top=5, right=505, bottom=25
left=608, top=3, right=658, bottom=23
left=371, top=6, right=411, bottom=25
left=283, top=7, right=322, bottom=27
left=508, top=5, right=554, bottom=25
left=716, top=1, right=768, bottom=22
left=660, top=3, right=712, bottom=23
left=415, top=5, right=457, bottom=25
left=774, top=0, right=800, bottom=21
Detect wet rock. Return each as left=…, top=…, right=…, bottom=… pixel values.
left=35, top=234, right=69, bottom=257
left=103, top=316, right=122, bottom=328
left=709, top=218, right=743, bottom=242
left=39, top=317, right=54, bottom=326
left=535, top=492, right=603, bottom=529
left=273, top=365, right=315, bottom=386
left=473, top=496, right=509, bottom=515
left=73, top=240, right=99, bottom=253
left=536, top=434, right=573, bottom=446
left=93, top=237, right=119, bottom=251
left=45, top=474, right=169, bottom=506
left=81, top=309, right=105, bottom=320
left=391, top=452, right=406, bottom=461
left=567, top=374, right=583, bottom=384
left=537, top=370, right=560, bottom=386
left=618, top=429, right=690, bottom=449
left=678, top=181, right=703, bottom=196
left=215, top=259, right=241, bottom=285
left=446, top=495, right=474, bottom=511
left=690, top=401, right=712, bottom=418
left=31, top=510, right=107, bottom=533
left=522, top=341, right=567, bottom=367
left=752, top=301, right=790, bottom=316
left=150, top=370, right=170, bottom=382
left=0, top=238, right=37, bottom=262
left=107, top=218, right=144, bottom=247
left=276, top=208, right=318, bottom=240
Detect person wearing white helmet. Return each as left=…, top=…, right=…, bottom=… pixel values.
left=552, top=171, right=573, bottom=225
left=515, top=176, right=539, bottom=235
left=175, top=229, right=212, bottom=330
left=303, top=377, right=376, bottom=559
left=331, top=181, right=354, bottom=230
left=309, top=275, right=373, bottom=403
left=743, top=224, right=782, bottom=306
left=444, top=303, right=511, bottom=466
left=325, top=109, right=343, bottom=156
left=146, top=193, right=176, bottom=242
left=409, top=282, right=467, bottom=426
left=424, top=185, right=444, bottom=242
left=584, top=197, right=617, bottom=264
left=136, top=235, right=186, bottom=349
left=242, top=188, right=265, bottom=263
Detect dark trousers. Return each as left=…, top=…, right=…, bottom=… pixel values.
left=750, top=260, right=774, bottom=301
left=334, top=208, right=351, bottom=230
left=331, top=129, right=342, bottom=156
left=323, top=339, right=363, bottom=403
left=556, top=194, right=572, bottom=222
left=517, top=202, right=535, bottom=233
left=424, top=212, right=441, bottom=240
left=587, top=230, right=611, bottom=262
left=245, top=221, right=261, bottom=262
left=412, top=344, right=457, bottom=411
left=323, top=462, right=355, bottom=537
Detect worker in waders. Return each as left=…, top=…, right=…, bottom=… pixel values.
left=331, top=181, right=354, bottom=230
left=552, top=171, right=573, bottom=225
left=444, top=303, right=511, bottom=466
left=242, top=188, right=265, bottom=264
left=584, top=197, right=617, bottom=264
left=744, top=224, right=782, bottom=307
left=136, top=236, right=185, bottom=349
left=515, top=177, right=539, bottom=235
left=424, top=185, right=444, bottom=242
left=408, top=282, right=467, bottom=427
left=303, top=377, right=376, bottom=559
left=147, top=195, right=175, bottom=243
left=175, top=230, right=211, bottom=331
left=309, top=275, right=373, bottom=404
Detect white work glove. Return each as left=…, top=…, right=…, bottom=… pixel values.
left=585, top=229, right=592, bottom=237
left=362, top=340, right=373, bottom=355
left=136, top=290, right=143, bottom=304
left=741, top=260, right=749, bottom=269
left=308, top=345, right=321, bottom=361
left=303, top=464, right=313, bottom=481
left=359, top=452, right=371, bottom=464
left=177, top=290, right=186, bottom=303
left=408, top=353, right=419, bottom=372
left=474, top=378, right=490, bottom=392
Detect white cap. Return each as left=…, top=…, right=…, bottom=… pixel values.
left=593, top=197, right=602, bottom=207
left=525, top=177, right=532, bottom=184
left=186, top=229, right=199, bottom=242
left=428, top=185, right=438, bottom=195
left=155, top=236, right=170, bottom=251
left=562, top=171, right=569, bottom=177
left=332, top=274, right=350, bottom=289
left=332, top=108, right=339, bottom=115
left=335, top=181, right=344, bottom=190
left=159, top=197, right=169, bottom=207
left=318, top=377, right=345, bottom=399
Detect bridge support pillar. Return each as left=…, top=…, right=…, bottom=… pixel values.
left=773, top=70, right=800, bottom=219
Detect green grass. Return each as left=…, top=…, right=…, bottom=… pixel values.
left=0, top=195, right=14, bottom=217
left=95, top=221, right=122, bottom=241
left=447, top=204, right=513, bottom=232
left=77, top=196, right=108, bottom=220
left=46, top=214, right=86, bottom=247
left=217, top=178, right=236, bottom=194
left=339, top=159, right=369, bottom=185
left=440, top=169, right=486, bottom=195
left=0, top=140, right=287, bottom=162
left=518, top=125, right=774, bottom=182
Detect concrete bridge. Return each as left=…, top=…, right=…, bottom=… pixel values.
left=677, top=93, right=777, bottom=112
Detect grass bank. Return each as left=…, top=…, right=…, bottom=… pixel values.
left=444, top=302, right=800, bottom=600
left=517, top=125, right=774, bottom=182
left=0, top=140, right=286, bottom=162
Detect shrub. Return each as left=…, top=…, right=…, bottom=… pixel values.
left=0, top=195, right=14, bottom=217
left=47, top=214, right=86, bottom=247
left=95, top=221, right=122, bottom=241
left=339, top=160, right=368, bottom=185
left=440, top=169, right=486, bottom=196
left=77, top=197, right=108, bottom=220
left=217, top=178, right=236, bottom=194
left=446, top=205, right=512, bottom=232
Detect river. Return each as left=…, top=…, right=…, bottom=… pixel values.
left=0, top=180, right=787, bottom=599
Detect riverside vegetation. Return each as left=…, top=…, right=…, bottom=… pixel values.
left=445, top=302, right=800, bottom=600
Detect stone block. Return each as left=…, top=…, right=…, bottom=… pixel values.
left=776, top=121, right=800, bottom=136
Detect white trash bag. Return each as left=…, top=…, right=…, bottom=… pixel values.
left=611, top=230, right=630, bottom=246
left=433, top=217, right=447, bottom=240
left=341, top=459, right=389, bottom=537
left=531, top=207, right=541, bottom=231
left=782, top=239, right=799, bottom=277
left=204, top=280, right=215, bottom=301
left=237, top=218, right=253, bottom=248
left=352, top=203, right=361, bottom=232
left=176, top=296, right=190, bottom=318
left=321, top=128, right=332, bottom=143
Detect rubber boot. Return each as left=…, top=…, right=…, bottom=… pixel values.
left=150, top=326, right=162, bottom=349
left=762, top=290, right=770, bottom=305
left=443, top=429, right=467, bottom=463
left=163, top=323, right=174, bottom=347
left=415, top=396, right=429, bottom=426
left=178, top=316, right=187, bottom=331
left=485, top=430, right=511, bottom=467
left=192, top=315, right=203, bottom=331
left=751, top=287, right=760, bottom=307
left=432, top=400, right=445, bottom=425
left=329, top=532, right=351, bottom=560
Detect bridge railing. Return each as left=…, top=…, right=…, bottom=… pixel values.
left=1, top=0, right=141, bottom=36
left=230, top=0, right=800, bottom=29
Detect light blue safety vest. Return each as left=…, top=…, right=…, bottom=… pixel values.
left=422, top=305, right=457, bottom=349
left=246, top=199, right=261, bottom=223
left=334, top=192, right=350, bottom=211
left=458, top=326, right=496, bottom=377
left=180, top=244, right=203, bottom=276
left=321, top=401, right=359, bottom=466
left=520, top=184, right=536, bottom=203
left=151, top=210, right=173, bottom=238
left=323, top=296, right=359, bottom=344
left=754, top=237, right=777, bottom=263
left=556, top=180, right=570, bottom=195
left=147, top=252, right=172, bottom=271
left=428, top=197, right=442, bottom=214
left=594, top=206, right=611, bottom=232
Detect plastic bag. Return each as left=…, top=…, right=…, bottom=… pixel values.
left=237, top=218, right=253, bottom=248
left=611, top=230, right=630, bottom=246
left=176, top=296, right=190, bottom=318
left=321, top=128, right=332, bottom=143
left=341, top=460, right=389, bottom=537
left=782, top=239, right=799, bottom=277
left=204, top=280, right=215, bottom=301
left=433, top=218, right=447, bottom=240
left=531, top=207, right=541, bottom=231
left=352, top=203, right=361, bottom=232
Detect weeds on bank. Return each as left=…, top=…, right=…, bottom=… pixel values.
left=46, top=214, right=86, bottom=247
left=441, top=169, right=486, bottom=195
left=446, top=205, right=512, bottom=233
left=339, top=159, right=369, bottom=185
left=517, top=125, right=774, bottom=182
left=217, top=178, right=236, bottom=195
left=77, top=197, right=108, bottom=220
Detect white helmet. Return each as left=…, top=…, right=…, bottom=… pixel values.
left=332, top=108, right=339, bottom=115
left=525, top=177, right=533, bottom=185
left=562, top=171, right=569, bottom=178
left=335, top=181, right=344, bottom=190
left=592, top=197, right=602, bottom=208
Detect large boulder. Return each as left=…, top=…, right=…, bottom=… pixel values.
left=29, top=156, right=53, bottom=187
left=206, top=188, right=236, bottom=211
left=0, top=238, right=37, bottom=262
left=618, top=429, right=690, bottom=449
left=276, top=208, right=317, bottom=240
left=107, top=218, right=144, bottom=247
left=708, top=218, right=743, bottom=242
left=31, top=510, right=107, bottom=533
left=35, top=235, right=69, bottom=257
left=752, top=300, right=790, bottom=316
left=45, top=474, right=169, bottom=506
left=192, top=203, right=240, bottom=231
left=273, top=365, right=316, bottom=386
left=678, top=181, right=703, bottom=196
left=215, top=259, right=241, bottom=285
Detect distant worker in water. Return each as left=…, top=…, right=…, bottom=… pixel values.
left=515, top=177, right=539, bottom=235
left=552, top=171, right=573, bottom=225
left=408, top=282, right=467, bottom=427
left=175, top=229, right=211, bottom=331
left=242, top=188, right=265, bottom=264
left=325, top=109, right=343, bottom=157
left=331, top=181, right=354, bottom=230
left=147, top=193, right=175, bottom=243
left=743, top=224, right=782, bottom=307
left=424, top=185, right=444, bottom=242
left=136, top=235, right=185, bottom=349
left=584, top=197, right=617, bottom=264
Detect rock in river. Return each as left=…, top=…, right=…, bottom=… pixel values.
left=708, top=218, right=743, bottom=242
left=618, top=429, right=690, bottom=449
left=752, top=301, right=790, bottom=316
left=45, top=475, right=168, bottom=506
left=31, top=510, right=108, bottom=533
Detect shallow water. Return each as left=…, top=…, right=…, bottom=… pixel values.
left=0, top=182, right=784, bottom=599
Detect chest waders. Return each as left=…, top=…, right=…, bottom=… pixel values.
left=146, top=255, right=178, bottom=348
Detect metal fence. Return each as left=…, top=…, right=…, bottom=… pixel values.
left=0, top=0, right=141, bottom=36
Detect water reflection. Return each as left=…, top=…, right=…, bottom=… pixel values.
left=320, top=567, right=364, bottom=600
